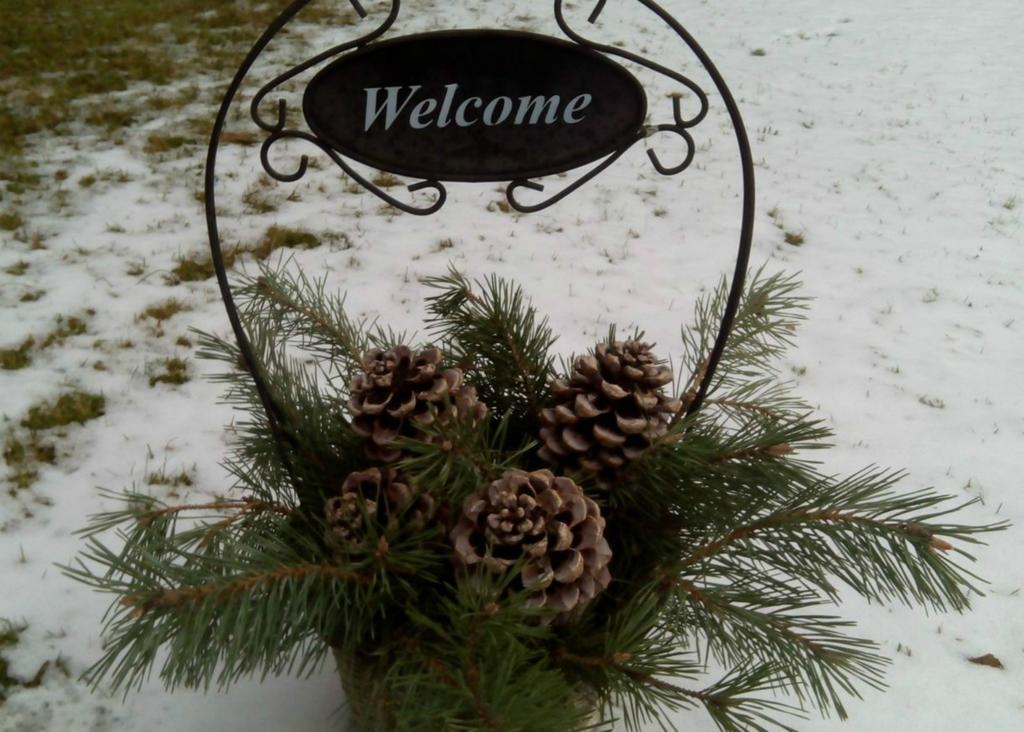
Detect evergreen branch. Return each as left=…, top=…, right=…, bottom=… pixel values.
left=703, top=396, right=788, bottom=420
left=60, top=503, right=401, bottom=693
left=698, top=665, right=805, bottom=732
left=136, top=497, right=297, bottom=527
left=396, top=411, right=532, bottom=507
left=235, top=262, right=372, bottom=382
left=195, top=322, right=365, bottom=515
left=423, top=267, right=557, bottom=437
left=122, top=562, right=370, bottom=617
left=662, top=577, right=886, bottom=719
left=614, top=411, right=831, bottom=533
left=462, top=625, right=502, bottom=732
left=554, top=588, right=705, bottom=732
left=674, top=468, right=1005, bottom=611
left=551, top=648, right=638, bottom=669
left=380, top=579, right=582, bottom=731
left=709, top=442, right=796, bottom=464
left=678, top=267, right=809, bottom=422
left=552, top=593, right=798, bottom=728
left=560, top=647, right=799, bottom=732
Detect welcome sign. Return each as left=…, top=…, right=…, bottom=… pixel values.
left=303, top=30, right=648, bottom=182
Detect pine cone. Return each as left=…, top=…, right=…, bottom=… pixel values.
left=325, top=467, right=436, bottom=550
left=451, top=469, right=612, bottom=623
left=349, top=345, right=486, bottom=462
left=538, top=340, right=681, bottom=481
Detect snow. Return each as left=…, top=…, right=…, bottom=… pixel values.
left=2, top=0, right=1022, bottom=729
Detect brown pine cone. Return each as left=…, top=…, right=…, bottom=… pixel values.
left=324, top=467, right=436, bottom=551
left=348, top=345, right=486, bottom=462
left=451, top=469, right=612, bottom=623
left=538, top=339, right=681, bottom=481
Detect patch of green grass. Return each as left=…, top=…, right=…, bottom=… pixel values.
left=1, top=170, right=42, bottom=195
left=0, top=1, right=356, bottom=159
left=143, top=133, right=192, bottom=155
left=4, top=432, right=56, bottom=493
left=371, top=171, right=403, bottom=189
left=5, top=465, right=38, bottom=494
left=78, top=175, right=97, bottom=188
left=166, top=248, right=238, bottom=284
left=19, top=290, right=44, bottom=303
left=145, top=85, right=200, bottom=112
left=750, top=48, right=767, bottom=57
left=1, top=618, right=67, bottom=704
left=0, top=314, right=91, bottom=368
left=141, top=299, right=189, bottom=322
left=250, top=225, right=321, bottom=260
left=0, top=212, right=24, bottom=231
left=0, top=338, right=33, bottom=370
left=21, top=391, right=106, bottom=431
left=146, top=466, right=194, bottom=487
left=39, top=315, right=87, bottom=349
left=83, top=105, right=138, bottom=132
left=241, top=183, right=278, bottom=214
left=166, top=255, right=216, bottom=284
left=149, top=357, right=189, bottom=387
left=96, top=169, right=134, bottom=184
left=3, top=260, right=29, bottom=276
left=0, top=619, right=26, bottom=649
left=4, top=434, right=55, bottom=468
left=218, top=130, right=261, bottom=146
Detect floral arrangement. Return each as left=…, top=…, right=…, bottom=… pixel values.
left=67, top=265, right=1001, bottom=731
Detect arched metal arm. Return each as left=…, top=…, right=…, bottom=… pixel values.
left=641, top=0, right=755, bottom=416
left=205, top=0, right=362, bottom=502
left=571, top=0, right=755, bottom=417
left=555, top=0, right=709, bottom=128
left=250, top=0, right=397, bottom=132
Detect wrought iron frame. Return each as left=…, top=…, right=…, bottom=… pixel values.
left=204, top=0, right=755, bottom=463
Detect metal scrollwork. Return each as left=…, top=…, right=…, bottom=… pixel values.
left=250, top=0, right=379, bottom=133
left=243, top=0, right=717, bottom=216
left=504, top=0, right=709, bottom=213
left=261, top=129, right=446, bottom=214
left=248, top=0, right=445, bottom=214
left=506, top=137, right=636, bottom=214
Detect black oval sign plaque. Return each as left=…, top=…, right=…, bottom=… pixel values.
left=303, top=30, right=648, bottom=182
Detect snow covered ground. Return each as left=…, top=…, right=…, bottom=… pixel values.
left=2, top=0, right=1022, bottom=729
